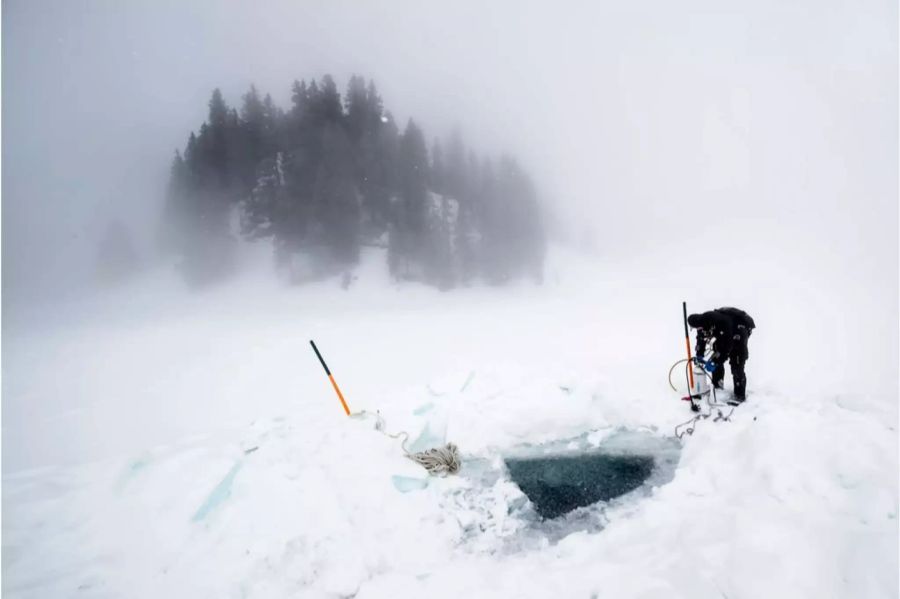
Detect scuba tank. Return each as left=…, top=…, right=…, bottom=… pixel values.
left=691, top=360, right=709, bottom=399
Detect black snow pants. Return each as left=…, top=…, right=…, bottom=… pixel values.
left=711, top=333, right=749, bottom=398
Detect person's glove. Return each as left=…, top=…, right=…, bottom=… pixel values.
left=704, top=360, right=718, bottom=373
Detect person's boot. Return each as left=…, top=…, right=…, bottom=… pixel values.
left=711, top=367, right=725, bottom=390
left=731, top=377, right=746, bottom=405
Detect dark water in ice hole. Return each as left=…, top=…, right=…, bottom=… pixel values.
left=455, top=429, right=682, bottom=546
left=505, top=453, right=656, bottom=519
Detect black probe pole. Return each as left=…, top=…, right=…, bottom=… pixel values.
left=310, top=340, right=331, bottom=375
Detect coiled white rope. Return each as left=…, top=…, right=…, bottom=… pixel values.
left=351, top=410, right=461, bottom=476
left=406, top=443, right=461, bottom=476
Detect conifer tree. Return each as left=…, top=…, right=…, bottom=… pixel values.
left=162, top=75, right=545, bottom=288
left=344, top=75, right=368, bottom=143
left=390, top=119, right=429, bottom=279
left=362, top=110, right=398, bottom=238
left=445, top=130, right=466, bottom=200
left=238, top=85, right=267, bottom=188
left=431, top=139, right=445, bottom=195
left=317, top=75, right=343, bottom=124
left=312, top=125, right=359, bottom=264
left=365, top=80, right=384, bottom=135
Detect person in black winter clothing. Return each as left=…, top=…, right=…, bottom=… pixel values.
left=687, top=307, right=756, bottom=402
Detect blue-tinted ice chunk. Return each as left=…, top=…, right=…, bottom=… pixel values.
left=192, top=460, right=243, bottom=522
left=392, top=475, right=429, bottom=493
left=408, top=421, right=446, bottom=454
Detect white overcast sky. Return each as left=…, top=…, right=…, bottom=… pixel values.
left=2, top=0, right=897, bottom=302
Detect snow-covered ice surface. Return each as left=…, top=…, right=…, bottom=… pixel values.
left=2, top=244, right=897, bottom=598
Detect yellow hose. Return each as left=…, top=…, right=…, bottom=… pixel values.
left=667, top=358, right=692, bottom=393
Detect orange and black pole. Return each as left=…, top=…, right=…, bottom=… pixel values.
left=682, top=301, right=699, bottom=411
left=310, top=340, right=351, bottom=416
left=682, top=301, right=695, bottom=390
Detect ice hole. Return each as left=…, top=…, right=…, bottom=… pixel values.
left=505, top=453, right=655, bottom=519
left=450, top=430, right=681, bottom=548
left=503, top=429, right=680, bottom=521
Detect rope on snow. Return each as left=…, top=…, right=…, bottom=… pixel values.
left=406, top=443, right=461, bottom=476
left=351, top=410, right=461, bottom=476
left=671, top=356, right=735, bottom=439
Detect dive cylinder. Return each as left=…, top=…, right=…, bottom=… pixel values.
left=691, top=362, right=709, bottom=398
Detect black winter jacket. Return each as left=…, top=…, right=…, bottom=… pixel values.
left=692, top=307, right=755, bottom=365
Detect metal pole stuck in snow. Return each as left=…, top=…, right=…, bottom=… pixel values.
left=310, top=340, right=351, bottom=416
left=682, top=301, right=695, bottom=390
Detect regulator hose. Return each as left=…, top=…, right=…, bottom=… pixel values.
left=667, top=357, right=712, bottom=396
left=667, top=358, right=691, bottom=393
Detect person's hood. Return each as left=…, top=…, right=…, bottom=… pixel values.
left=687, top=313, right=711, bottom=329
